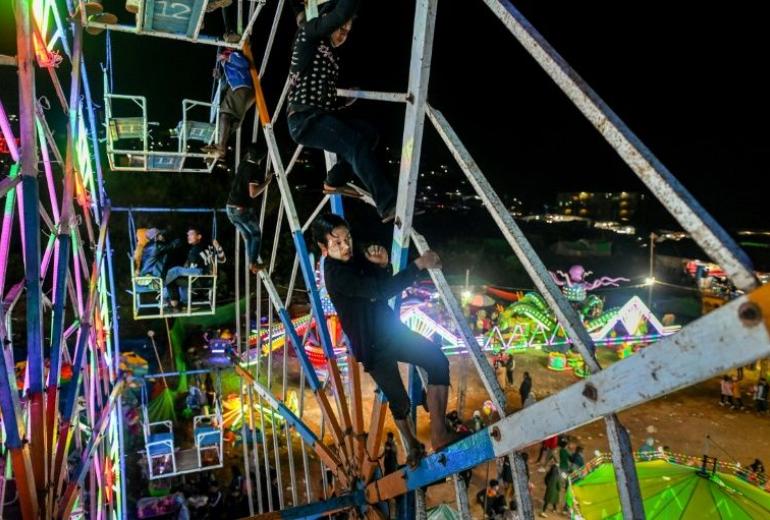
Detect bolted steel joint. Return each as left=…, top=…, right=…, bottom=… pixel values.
left=490, top=426, right=502, bottom=441
left=738, top=301, right=762, bottom=327
left=582, top=382, right=598, bottom=402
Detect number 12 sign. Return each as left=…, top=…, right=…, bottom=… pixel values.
left=143, top=0, right=206, bottom=37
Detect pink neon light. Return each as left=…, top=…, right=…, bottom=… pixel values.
left=36, top=119, right=61, bottom=222
left=0, top=99, right=20, bottom=161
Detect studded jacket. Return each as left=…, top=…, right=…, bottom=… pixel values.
left=287, top=0, right=359, bottom=114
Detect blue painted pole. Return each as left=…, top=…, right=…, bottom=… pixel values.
left=329, top=194, right=345, bottom=217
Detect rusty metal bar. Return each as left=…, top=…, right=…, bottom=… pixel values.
left=481, top=0, right=757, bottom=293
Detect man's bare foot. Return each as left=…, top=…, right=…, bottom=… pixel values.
left=432, top=430, right=467, bottom=453
left=323, top=183, right=362, bottom=198
left=406, top=443, right=426, bottom=469
left=249, top=262, right=267, bottom=275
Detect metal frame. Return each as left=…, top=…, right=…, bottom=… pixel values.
left=103, top=69, right=219, bottom=173
left=222, top=0, right=769, bottom=518
left=78, top=0, right=267, bottom=49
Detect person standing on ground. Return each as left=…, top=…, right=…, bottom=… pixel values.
left=570, top=446, right=585, bottom=470
left=541, top=464, right=561, bottom=517
left=381, top=431, right=398, bottom=475
left=720, top=375, right=734, bottom=407
left=472, top=410, right=485, bottom=432
left=286, top=0, right=399, bottom=222
left=519, top=371, right=532, bottom=407
left=537, top=435, right=559, bottom=470
left=754, top=378, right=769, bottom=414
left=226, top=145, right=272, bottom=274
left=732, top=376, right=745, bottom=410
left=315, top=213, right=453, bottom=466
left=505, top=353, right=515, bottom=389
left=500, top=456, right=514, bottom=501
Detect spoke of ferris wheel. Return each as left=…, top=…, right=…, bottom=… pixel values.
left=244, top=40, right=356, bottom=465
left=256, top=269, right=352, bottom=467
left=230, top=352, right=350, bottom=488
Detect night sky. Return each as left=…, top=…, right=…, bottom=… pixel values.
left=1, top=1, right=767, bottom=228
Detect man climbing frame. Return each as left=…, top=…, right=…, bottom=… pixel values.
left=287, top=0, right=399, bottom=223
left=203, top=49, right=255, bottom=160
left=314, top=213, right=455, bottom=466
left=226, top=144, right=272, bottom=273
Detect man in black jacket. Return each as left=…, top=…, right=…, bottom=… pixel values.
left=314, top=213, right=452, bottom=464
left=226, top=144, right=272, bottom=274
left=287, top=0, right=398, bottom=223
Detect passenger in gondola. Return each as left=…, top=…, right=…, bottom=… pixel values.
left=164, top=227, right=225, bottom=309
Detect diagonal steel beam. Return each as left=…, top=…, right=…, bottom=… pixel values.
left=56, top=379, right=126, bottom=519
left=426, top=104, right=644, bottom=516
left=0, top=309, right=38, bottom=519
left=390, top=0, right=438, bottom=272
left=480, top=0, right=757, bottom=292
left=0, top=176, right=20, bottom=199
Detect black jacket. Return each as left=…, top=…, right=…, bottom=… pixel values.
left=323, top=254, right=420, bottom=369
left=287, top=0, right=359, bottom=113
left=519, top=376, right=532, bottom=401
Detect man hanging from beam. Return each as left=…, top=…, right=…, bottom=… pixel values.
left=314, top=213, right=457, bottom=466
left=287, top=0, right=399, bottom=223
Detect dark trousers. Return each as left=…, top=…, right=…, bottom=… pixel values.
left=366, top=328, right=449, bottom=420
left=227, top=205, right=262, bottom=265
left=164, top=266, right=203, bottom=302
left=288, top=109, right=396, bottom=216
left=721, top=393, right=733, bottom=405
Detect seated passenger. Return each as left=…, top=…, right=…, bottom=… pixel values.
left=164, top=227, right=226, bottom=309
left=136, top=228, right=180, bottom=280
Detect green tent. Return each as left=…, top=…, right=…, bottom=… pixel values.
left=569, top=459, right=770, bottom=519
left=426, top=503, right=461, bottom=520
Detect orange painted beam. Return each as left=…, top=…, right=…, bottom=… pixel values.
left=361, top=393, right=388, bottom=484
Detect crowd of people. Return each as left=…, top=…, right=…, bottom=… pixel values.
left=719, top=372, right=769, bottom=414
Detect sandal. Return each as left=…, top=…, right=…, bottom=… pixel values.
left=323, top=184, right=362, bottom=198
left=205, top=0, right=232, bottom=13
left=406, top=443, right=426, bottom=469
